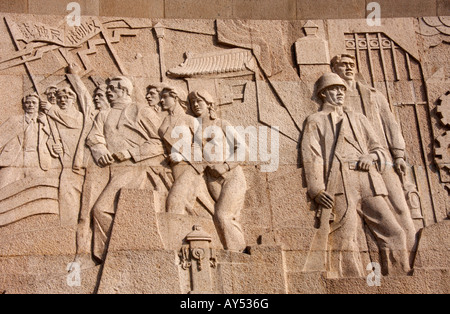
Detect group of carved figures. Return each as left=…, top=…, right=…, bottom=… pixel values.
left=302, top=54, right=418, bottom=278
left=0, top=65, right=247, bottom=264
left=0, top=53, right=420, bottom=278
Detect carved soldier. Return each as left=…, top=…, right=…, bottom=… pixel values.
left=302, top=73, right=411, bottom=278
left=0, top=93, right=52, bottom=189
left=331, top=54, right=418, bottom=266
left=86, top=76, right=165, bottom=263
left=189, top=89, right=248, bottom=252
left=158, top=86, right=202, bottom=215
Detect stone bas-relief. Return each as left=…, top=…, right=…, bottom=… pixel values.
left=0, top=14, right=448, bottom=294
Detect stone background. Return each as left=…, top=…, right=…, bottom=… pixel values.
left=0, top=0, right=448, bottom=20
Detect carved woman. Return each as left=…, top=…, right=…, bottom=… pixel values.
left=188, top=90, right=247, bottom=252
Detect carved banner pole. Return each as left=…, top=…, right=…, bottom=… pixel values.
left=154, top=23, right=166, bottom=83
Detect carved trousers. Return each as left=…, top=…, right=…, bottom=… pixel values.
left=329, top=169, right=410, bottom=278
left=206, top=166, right=247, bottom=252
left=76, top=164, right=110, bottom=256
left=382, top=165, right=418, bottom=267
left=92, top=165, right=147, bottom=262
left=59, top=169, right=84, bottom=227
left=166, top=163, right=201, bottom=215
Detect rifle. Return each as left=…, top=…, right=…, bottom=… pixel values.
left=303, top=117, right=347, bottom=273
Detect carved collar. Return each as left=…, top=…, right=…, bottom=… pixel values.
left=321, top=102, right=344, bottom=116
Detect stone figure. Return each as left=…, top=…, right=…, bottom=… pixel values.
left=86, top=76, right=166, bottom=263
left=189, top=89, right=248, bottom=252
left=302, top=73, right=411, bottom=278
left=0, top=93, right=52, bottom=189
left=65, top=67, right=112, bottom=258
left=44, top=85, right=58, bottom=106
left=145, top=83, right=167, bottom=129
left=40, top=86, right=85, bottom=227
left=331, top=54, right=418, bottom=265
left=158, top=86, right=202, bottom=215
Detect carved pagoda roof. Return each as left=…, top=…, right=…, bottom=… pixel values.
left=167, top=48, right=255, bottom=78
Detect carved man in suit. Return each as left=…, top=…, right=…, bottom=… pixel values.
left=86, top=76, right=165, bottom=263
left=0, top=93, right=52, bottom=189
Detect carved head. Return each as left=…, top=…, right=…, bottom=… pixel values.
left=22, top=93, right=40, bottom=115
left=331, top=54, right=357, bottom=81
left=188, top=90, right=217, bottom=120
left=44, top=86, right=58, bottom=105
left=106, top=76, right=134, bottom=104
left=56, top=87, right=77, bottom=111
left=93, top=84, right=110, bottom=111
left=146, top=84, right=163, bottom=108
left=316, top=73, right=347, bottom=107
left=160, top=86, right=187, bottom=112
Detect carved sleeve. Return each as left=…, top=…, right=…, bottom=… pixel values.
left=376, top=91, right=406, bottom=159
left=66, top=74, right=94, bottom=119
left=359, top=114, right=388, bottom=173
left=301, top=116, right=326, bottom=200
left=86, top=111, right=110, bottom=162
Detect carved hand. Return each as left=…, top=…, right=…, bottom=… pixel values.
left=314, top=191, right=334, bottom=209
left=52, top=143, right=64, bottom=156
left=113, top=150, right=131, bottom=163
left=358, top=154, right=377, bottom=172
left=169, top=152, right=184, bottom=163
left=208, top=164, right=229, bottom=179
left=39, top=100, right=52, bottom=113
left=67, top=63, right=81, bottom=75
left=394, top=157, right=408, bottom=176
left=98, top=153, right=114, bottom=167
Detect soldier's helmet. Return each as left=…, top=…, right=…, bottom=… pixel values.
left=316, top=72, right=347, bottom=98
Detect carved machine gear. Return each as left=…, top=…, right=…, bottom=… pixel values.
left=437, top=92, right=450, bottom=127
left=435, top=131, right=450, bottom=170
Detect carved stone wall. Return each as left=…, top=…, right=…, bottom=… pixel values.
left=0, top=7, right=448, bottom=294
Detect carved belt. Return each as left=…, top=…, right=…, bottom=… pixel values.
left=345, top=160, right=375, bottom=171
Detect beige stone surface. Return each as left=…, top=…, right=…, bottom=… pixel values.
left=100, top=0, right=164, bottom=18
left=371, top=0, right=438, bottom=18
left=29, top=0, right=100, bottom=16
left=0, top=0, right=27, bottom=14
left=297, top=0, right=366, bottom=20
left=165, top=0, right=233, bottom=19
left=437, top=0, right=450, bottom=16
left=234, top=0, right=297, bottom=20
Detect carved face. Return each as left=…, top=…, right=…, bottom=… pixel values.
left=57, top=93, right=74, bottom=111
left=94, top=90, right=109, bottom=110
left=160, top=92, right=177, bottom=112
left=23, top=96, right=39, bottom=115
left=46, top=89, right=58, bottom=105
left=321, top=85, right=346, bottom=106
left=106, top=82, right=126, bottom=103
left=146, top=88, right=160, bottom=107
left=190, top=97, right=209, bottom=118
left=333, top=57, right=356, bottom=81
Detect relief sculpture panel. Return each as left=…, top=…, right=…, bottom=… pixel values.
left=0, top=13, right=448, bottom=294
